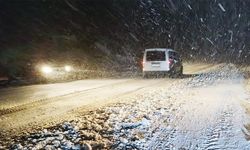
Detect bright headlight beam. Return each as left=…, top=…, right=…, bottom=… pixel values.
left=64, top=65, right=72, bottom=72
left=41, top=66, right=53, bottom=74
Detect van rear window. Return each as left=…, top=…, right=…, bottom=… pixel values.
left=146, top=51, right=166, bottom=61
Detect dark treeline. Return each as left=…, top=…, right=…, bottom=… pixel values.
left=0, top=0, right=249, bottom=77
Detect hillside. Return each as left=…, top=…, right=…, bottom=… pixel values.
left=0, top=0, right=249, bottom=77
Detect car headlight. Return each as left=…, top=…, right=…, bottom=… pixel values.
left=64, top=65, right=72, bottom=72
left=41, top=65, right=53, bottom=74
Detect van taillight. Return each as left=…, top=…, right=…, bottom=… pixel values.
left=168, top=59, right=173, bottom=64
left=142, top=61, right=145, bottom=68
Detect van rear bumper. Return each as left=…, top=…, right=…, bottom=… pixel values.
left=143, top=71, right=170, bottom=76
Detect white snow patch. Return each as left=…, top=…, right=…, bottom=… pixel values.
left=107, top=64, right=250, bottom=149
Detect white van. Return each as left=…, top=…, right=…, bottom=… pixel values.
left=142, top=48, right=183, bottom=77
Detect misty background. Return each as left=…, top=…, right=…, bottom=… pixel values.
left=0, top=0, right=249, bottom=78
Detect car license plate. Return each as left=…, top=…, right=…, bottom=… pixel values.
left=151, top=62, right=160, bottom=67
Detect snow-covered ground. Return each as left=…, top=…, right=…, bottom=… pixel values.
left=2, top=64, right=250, bottom=149
left=107, top=65, right=250, bottom=149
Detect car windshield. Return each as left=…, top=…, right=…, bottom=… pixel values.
left=146, top=51, right=166, bottom=61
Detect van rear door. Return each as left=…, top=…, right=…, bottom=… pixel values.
left=143, top=50, right=170, bottom=71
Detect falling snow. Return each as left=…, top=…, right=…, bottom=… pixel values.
left=218, top=3, right=226, bottom=12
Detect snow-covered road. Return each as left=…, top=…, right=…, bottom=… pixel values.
left=108, top=65, right=250, bottom=149
left=1, top=63, right=250, bottom=149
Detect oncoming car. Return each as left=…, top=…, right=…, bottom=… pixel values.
left=38, top=64, right=75, bottom=81
left=142, top=48, right=183, bottom=78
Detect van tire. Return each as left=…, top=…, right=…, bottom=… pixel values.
left=143, top=72, right=148, bottom=78
left=169, top=67, right=176, bottom=78
left=179, top=66, right=183, bottom=76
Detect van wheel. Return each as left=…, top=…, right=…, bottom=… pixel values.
left=169, top=68, right=176, bottom=78
left=179, top=66, right=183, bottom=77
left=143, top=72, right=148, bottom=78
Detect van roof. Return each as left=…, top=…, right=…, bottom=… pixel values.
left=145, top=48, right=176, bottom=52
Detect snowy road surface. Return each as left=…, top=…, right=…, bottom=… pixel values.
left=108, top=65, right=250, bottom=149
left=0, top=63, right=250, bottom=149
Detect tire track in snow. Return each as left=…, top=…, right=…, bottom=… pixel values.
left=201, top=100, right=248, bottom=150
left=202, top=108, right=233, bottom=150
left=146, top=84, right=192, bottom=150
left=168, top=65, right=249, bottom=149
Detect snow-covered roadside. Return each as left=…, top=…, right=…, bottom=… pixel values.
left=3, top=64, right=250, bottom=149
left=107, top=84, right=186, bottom=149
left=5, top=110, right=113, bottom=150
left=107, top=64, right=250, bottom=149
left=239, top=65, right=250, bottom=141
